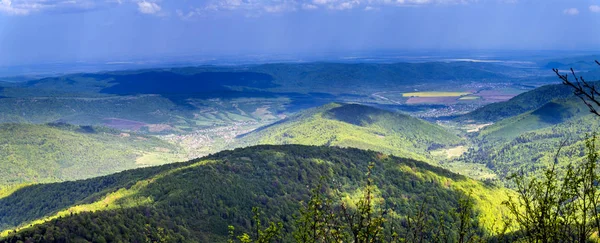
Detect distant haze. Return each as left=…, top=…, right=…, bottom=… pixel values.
left=0, top=0, right=599, bottom=66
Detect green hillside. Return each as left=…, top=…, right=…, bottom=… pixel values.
left=0, top=94, right=285, bottom=134
left=456, top=90, right=599, bottom=180
left=477, top=97, right=589, bottom=140
left=461, top=114, right=600, bottom=179
left=0, top=123, right=183, bottom=186
left=0, top=145, right=510, bottom=242
left=457, top=83, right=574, bottom=123
left=235, top=103, right=463, bottom=162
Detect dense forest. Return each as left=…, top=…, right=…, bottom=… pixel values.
left=0, top=145, right=510, bottom=242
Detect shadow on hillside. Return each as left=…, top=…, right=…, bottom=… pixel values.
left=0, top=162, right=176, bottom=231
left=0, top=145, right=503, bottom=242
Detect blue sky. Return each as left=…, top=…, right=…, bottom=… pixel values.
left=0, top=0, right=600, bottom=66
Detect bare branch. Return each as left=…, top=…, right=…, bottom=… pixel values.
left=554, top=61, right=600, bottom=117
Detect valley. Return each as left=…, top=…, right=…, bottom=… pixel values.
left=1, top=59, right=600, bottom=242
left=0, top=61, right=589, bottom=185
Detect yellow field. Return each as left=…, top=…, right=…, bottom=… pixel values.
left=402, top=91, right=471, bottom=97
left=458, top=95, right=481, bottom=100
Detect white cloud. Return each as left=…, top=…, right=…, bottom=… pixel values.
left=590, top=5, right=600, bottom=13
left=0, top=0, right=29, bottom=15
left=264, top=3, right=296, bottom=13
left=312, top=0, right=334, bottom=5
left=364, top=5, right=379, bottom=11
left=137, top=1, right=161, bottom=14
left=0, top=0, right=111, bottom=15
left=0, top=0, right=517, bottom=17
left=332, top=0, right=360, bottom=10
left=175, top=0, right=482, bottom=18
left=302, top=3, right=318, bottom=9
left=563, top=7, right=579, bottom=15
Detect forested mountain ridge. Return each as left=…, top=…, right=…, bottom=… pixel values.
left=234, top=103, right=463, bottom=163
left=248, top=62, right=515, bottom=93
left=12, top=62, right=515, bottom=96
left=0, top=145, right=510, bottom=242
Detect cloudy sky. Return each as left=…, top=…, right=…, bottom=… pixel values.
left=0, top=0, right=600, bottom=65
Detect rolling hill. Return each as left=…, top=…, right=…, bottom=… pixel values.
left=476, top=97, right=589, bottom=140
left=462, top=113, right=600, bottom=179
left=0, top=123, right=183, bottom=186
left=0, top=145, right=510, bottom=242
left=456, top=83, right=575, bottom=123
left=234, top=103, right=463, bottom=162
left=457, top=84, right=600, bottom=179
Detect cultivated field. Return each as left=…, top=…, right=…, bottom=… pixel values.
left=458, top=96, right=481, bottom=100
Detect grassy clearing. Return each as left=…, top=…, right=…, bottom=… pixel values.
left=135, top=152, right=184, bottom=166
left=402, top=91, right=471, bottom=97
left=465, top=123, right=493, bottom=133
left=431, top=146, right=467, bottom=159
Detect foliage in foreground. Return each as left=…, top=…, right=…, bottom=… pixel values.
left=230, top=164, right=484, bottom=243
left=502, top=134, right=600, bottom=242
left=228, top=135, right=600, bottom=243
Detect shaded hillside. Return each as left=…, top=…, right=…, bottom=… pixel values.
left=235, top=103, right=463, bottom=162
left=456, top=83, right=575, bottom=123
left=477, top=97, right=589, bottom=140
left=10, top=62, right=515, bottom=97
left=458, top=93, right=598, bottom=180
left=250, top=62, right=512, bottom=93
left=0, top=145, right=509, bottom=242
left=541, top=57, right=600, bottom=72
left=0, top=123, right=183, bottom=186
left=21, top=71, right=276, bottom=96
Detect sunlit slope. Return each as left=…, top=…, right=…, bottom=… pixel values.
left=463, top=113, right=600, bottom=179
left=0, top=145, right=510, bottom=242
left=235, top=103, right=463, bottom=162
left=0, top=123, right=183, bottom=186
left=459, top=93, right=599, bottom=179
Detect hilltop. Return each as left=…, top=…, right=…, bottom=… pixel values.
left=456, top=83, right=574, bottom=123
left=235, top=103, right=463, bottom=162
left=476, top=97, right=588, bottom=140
